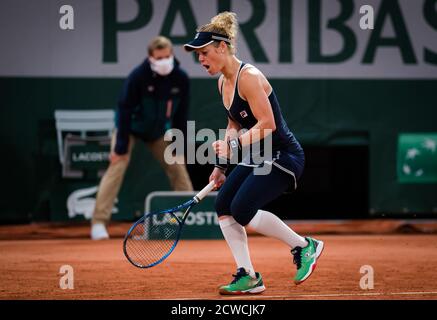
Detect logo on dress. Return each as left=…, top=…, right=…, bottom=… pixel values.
left=240, top=110, right=248, bottom=118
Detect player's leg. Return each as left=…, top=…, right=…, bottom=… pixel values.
left=215, top=166, right=265, bottom=295
left=91, top=131, right=135, bottom=239
left=231, top=164, right=324, bottom=285
left=250, top=210, right=324, bottom=285
left=147, top=136, right=193, bottom=191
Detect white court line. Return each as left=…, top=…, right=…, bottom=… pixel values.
left=166, top=291, right=437, bottom=300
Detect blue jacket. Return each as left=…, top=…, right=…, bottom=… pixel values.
left=115, top=57, right=190, bottom=155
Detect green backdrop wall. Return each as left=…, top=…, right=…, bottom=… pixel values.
left=1, top=77, right=436, bottom=222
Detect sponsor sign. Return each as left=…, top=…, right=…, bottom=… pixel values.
left=145, top=191, right=223, bottom=239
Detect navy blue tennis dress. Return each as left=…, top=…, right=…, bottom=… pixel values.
left=214, top=62, right=305, bottom=225
left=221, top=62, right=304, bottom=189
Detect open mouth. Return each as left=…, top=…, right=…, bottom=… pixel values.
left=203, top=64, right=210, bottom=71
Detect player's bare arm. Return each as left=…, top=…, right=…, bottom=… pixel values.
left=238, top=67, right=276, bottom=147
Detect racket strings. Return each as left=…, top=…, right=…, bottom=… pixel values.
left=125, top=212, right=181, bottom=267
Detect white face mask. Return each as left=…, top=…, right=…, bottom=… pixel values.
left=150, top=56, right=174, bottom=76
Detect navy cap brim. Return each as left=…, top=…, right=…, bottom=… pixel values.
left=183, top=39, right=214, bottom=52
left=184, top=32, right=231, bottom=52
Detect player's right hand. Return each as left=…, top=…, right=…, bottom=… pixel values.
left=209, top=167, right=226, bottom=190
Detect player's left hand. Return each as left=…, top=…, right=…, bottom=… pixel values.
left=212, top=140, right=230, bottom=159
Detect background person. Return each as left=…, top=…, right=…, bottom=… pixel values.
left=91, top=36, right=193, bottom=240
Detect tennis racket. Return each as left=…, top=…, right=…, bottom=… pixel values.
left=123, top=181, right=216, bottom=268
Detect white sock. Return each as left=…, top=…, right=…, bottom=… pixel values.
left=248, top=210, right=308, bottom=249
left=219, top=216, right=256, bottom=278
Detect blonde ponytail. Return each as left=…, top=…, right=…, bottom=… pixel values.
left=198, top=11, right=238, bottom=53
left=209, top=12, right=238, bottom=40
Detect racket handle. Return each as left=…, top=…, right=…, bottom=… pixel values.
left=194, top=181, right=216, bottom=202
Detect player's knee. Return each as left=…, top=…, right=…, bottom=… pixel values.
left=215, top=192, right=231, bottom=217
left=110, top=155, right=130, bottom=166
left=106, top=158, right=130, bottom=175
left=230, top=200, right=256, bottom=226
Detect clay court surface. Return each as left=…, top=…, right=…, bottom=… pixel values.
left=1, top=222, right=437, bottom=300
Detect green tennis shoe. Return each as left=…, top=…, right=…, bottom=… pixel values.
left=219, top=268, right=266, bottom=295
left=292, top=237, right=324, bottom=285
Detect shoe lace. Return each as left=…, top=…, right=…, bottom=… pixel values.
left=231, top=268, right=249, bottom=284
left=291, top=247, right=302, bottom=269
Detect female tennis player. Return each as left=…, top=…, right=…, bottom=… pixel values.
left=184, top=12, right=324, bottom=295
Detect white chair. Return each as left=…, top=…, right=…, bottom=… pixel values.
left=54, top=110, right=115, bottom=177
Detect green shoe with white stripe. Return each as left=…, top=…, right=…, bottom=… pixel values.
left=292, top=237, right=324, bottom=285
left=219, top=268, right=266, bottom=295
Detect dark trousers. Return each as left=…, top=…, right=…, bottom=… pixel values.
left=215, top=164, right=295, bottom=226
